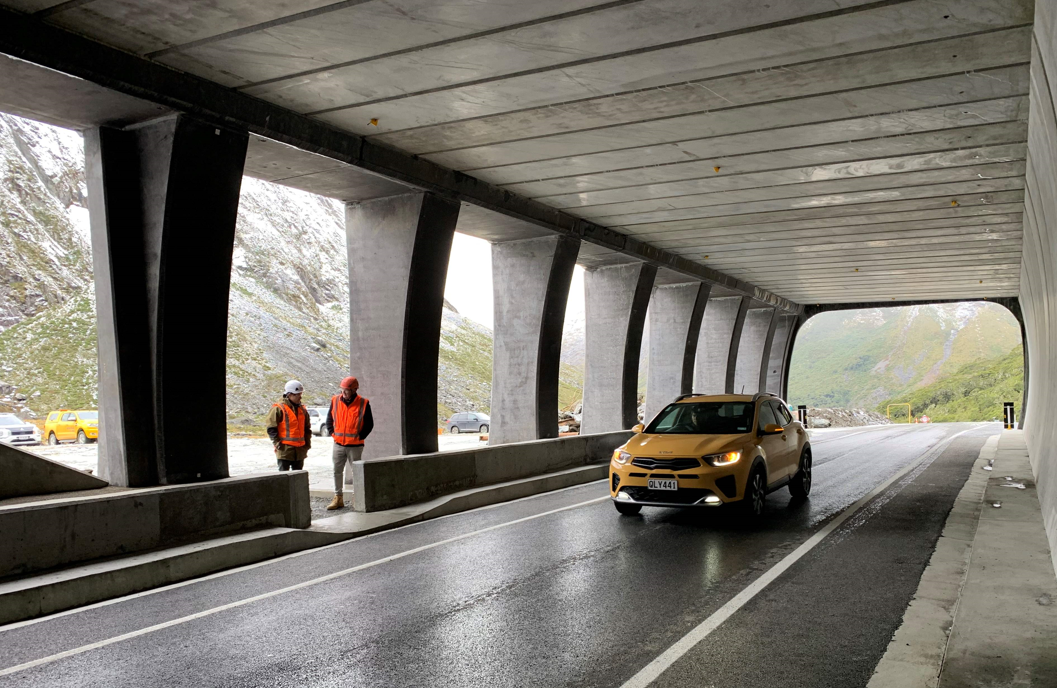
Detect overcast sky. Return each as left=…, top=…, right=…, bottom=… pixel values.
left=443, top=232, right=585, bottom=331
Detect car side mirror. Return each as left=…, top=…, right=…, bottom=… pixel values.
left=763, top=423, right=783, bottom=434
left=632, top=423, right=645, bottom=433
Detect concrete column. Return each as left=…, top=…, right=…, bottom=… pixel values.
left=581, top=262, right=656, bottom=435
left=763, top=315, right=796, bottom=395
left=693, top=296, right=743, bottom=394
left=781, top=314, right=807, bottom=400
left=490, top=235, right=580, bottom=444
left=86, top=116, right=247, bottom=486
left=724, top=297, right=751, bottom=393
left=734, top=308, right=776, bottom=395
left=643, top=282, right=710, bottom=423
left=346, top=192, right=460, bottom=461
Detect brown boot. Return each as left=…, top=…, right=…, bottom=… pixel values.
left=326, top=494, right=344, bottom=510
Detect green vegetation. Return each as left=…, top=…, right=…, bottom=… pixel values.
left=877, top=345, right=1024, bottom=422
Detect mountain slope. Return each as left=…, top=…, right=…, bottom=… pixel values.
left=788, top=303, right=1021, bottom=409
left=877, top=344, right=1024, bottom=422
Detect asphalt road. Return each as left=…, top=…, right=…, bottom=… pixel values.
left=0, top=422, right=997, bottom=687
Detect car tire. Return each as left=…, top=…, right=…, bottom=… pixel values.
left=77, top=430, right=88, bottom=444
left=614, top=501, right=642, bottom=516
left=48, top=432, right=58, bottom=446
left=789, top=448, right=812, bottom=499
left=319, top=424, right=329, bottom=438
left=479, top=425, right=489, bottom=433
left=450, top=426, right=460, bottom=434
left=740, top=466, right=766, bottom=517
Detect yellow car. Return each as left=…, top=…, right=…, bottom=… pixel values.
left=610, top=393, right=811, bottom=517
left=44, top=409, right=99, bottom=445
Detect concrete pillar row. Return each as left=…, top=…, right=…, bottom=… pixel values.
left=346, top=192, right=460, bottom=461
left=581, top=262, right=657, bottom=435
left=763, top=314, right=796, bottom=395
left=694, top=296, right=745, bottom=395
left=643, top=282, right=710, bottom=423
left=490, top=234, right=581, bottom=445
left=733, top=307, right=776, bottom=396
left=86, top=115, right=248, bottom=487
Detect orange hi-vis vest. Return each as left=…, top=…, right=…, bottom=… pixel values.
left=331, top=394, right=368, bottom=446
left=274, top=402, right=308, bottom=447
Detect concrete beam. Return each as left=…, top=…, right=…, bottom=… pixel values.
left=763, top=315, right=796, bottom=395
left=644, top=282, right=709, bottom=422
left=491, top=235, right=581, bottom=444
left=581, top=262, right=656, bottom=434
left=756, top=309, right=780, bottom=394
left=0, top=7, right=799, bottom=314
left=86, top=115, right=247, bottom=486
left=0, top=443, right=108, bottom=500
left=346, top=192, right=460, bottom=460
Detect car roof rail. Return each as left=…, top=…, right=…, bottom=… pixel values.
left=674, top=392, right=703, bottom=402
left=751, top=392, right=778, bottom=402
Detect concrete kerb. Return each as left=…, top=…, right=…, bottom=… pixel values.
left=868, top=430, right=1057, bottom=687
left=0, top=462, right=609, bottom=626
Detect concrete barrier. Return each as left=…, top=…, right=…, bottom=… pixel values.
left=0, top=442, right=108, bottom=499
left=352, top=430, right=632, bottom=512
left=0, top=471, right=310, bottom=578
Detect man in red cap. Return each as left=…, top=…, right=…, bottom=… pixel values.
left=325, top=376, right=373, bottom=510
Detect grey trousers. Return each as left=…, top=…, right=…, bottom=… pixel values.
left=332, top=443, right=363, bottom=495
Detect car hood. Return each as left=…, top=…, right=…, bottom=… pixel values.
left=625, top=433, right=748, bottom=457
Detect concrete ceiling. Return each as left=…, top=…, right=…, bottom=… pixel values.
left=1, top=0, right=1032, bottom=303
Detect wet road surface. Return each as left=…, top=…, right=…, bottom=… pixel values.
left=0, top=422, right=997, bottom=687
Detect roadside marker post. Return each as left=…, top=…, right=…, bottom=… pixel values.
left=1003, top=402, right=1016, bottom=429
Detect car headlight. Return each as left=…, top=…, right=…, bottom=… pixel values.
left=612, top=449, right=632, bottom=465
left=704, top=451, right=741, bottom=466
left=0, top=429, right=9, bottom=438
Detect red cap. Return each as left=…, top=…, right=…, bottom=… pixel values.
left=340, top=376, right=359, bottom=390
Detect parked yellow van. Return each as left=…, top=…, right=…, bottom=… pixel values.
left=44, top=409, right=99, bottom=445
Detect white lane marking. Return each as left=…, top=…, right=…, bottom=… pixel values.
left=619, top=425, right=980, bottom=688
left=0, top=496, right=609, bottom=677
left=0, top=478, right=608, bottom=633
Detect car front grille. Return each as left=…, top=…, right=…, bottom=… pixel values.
left=630, top=457, right=700, bottom=471
left=11, top=429, right=33, bottom=436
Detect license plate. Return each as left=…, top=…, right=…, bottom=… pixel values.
left=648, top=478, right=678, bottom=491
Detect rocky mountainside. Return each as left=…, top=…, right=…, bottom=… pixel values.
left=0, top=113, right=520, bottom=423
left=789, top=303, right=1022, bottom=412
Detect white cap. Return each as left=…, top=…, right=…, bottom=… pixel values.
left=284, top=380, right=304, bottom=395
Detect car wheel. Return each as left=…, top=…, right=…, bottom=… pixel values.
left=479, top=425, right=489, bottom=433
left=789, top=448, right=812, bottom=499
left=77, top=430, right=88, bottom=444
left=319, top=424, right=329, bottom=437
left=614, top=501, right=642, bottom=516
left=450, top=426, right=460, bottom=434
left=741, top=467, right=766, bottom=517
left=48, top=432, right=58, bottom=446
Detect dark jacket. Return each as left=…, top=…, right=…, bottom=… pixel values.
left=267, top=397, right=312, bottom=461
left=326, top=393, right=374, bottom=441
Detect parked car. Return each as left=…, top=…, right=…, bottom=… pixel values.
left=445, top=412, right=490, bottom=434
left=0, top=413, right=41, bottom=446
left=44, top=409, right=98, bottom=445
left=307, top=406, right=330, bottom=436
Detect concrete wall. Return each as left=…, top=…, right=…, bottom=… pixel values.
left=1022, top=0, right=1057, bottom=575
left=581, top=263, right=656, bottom=434
left=0, top=472, right=310, bottom=577
left=346, top=192, right=460, bottom=460
left=352, top=430, right=632, bottom=512
left=733, top=308, right=775, bottom=395
left=644, top=282, right=709, bottom=423
left=491, top=235, right=580, bottom=444
left=0, top=443, right=108, bottom=500
left=694, top=296, right=742, bottom=394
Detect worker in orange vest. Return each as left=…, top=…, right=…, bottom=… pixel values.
left=266, top=380, right=312, bottom=471
left=325, top=376, right=373, bottom=510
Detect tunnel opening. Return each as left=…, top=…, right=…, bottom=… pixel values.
left=787, top=300, right=1025, bottom=429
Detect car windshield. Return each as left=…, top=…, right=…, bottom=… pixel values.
left=0, top=415, right=24, bottom=426
left=78, top=412, right=98, bottom=420
left=645, top=402, right=755, bottom=435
